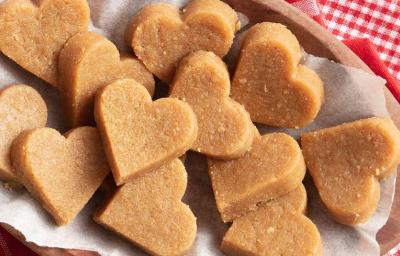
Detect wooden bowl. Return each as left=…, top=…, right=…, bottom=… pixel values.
left=5, top=0, right=400, bottom=255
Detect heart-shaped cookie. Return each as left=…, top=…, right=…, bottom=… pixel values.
left=0, top=84, right=47, bottom=183
left=11, top=127, right=110, bottom=225
left=0, top=0, right=90, bottom=86
left=208, top=131, right=306, bottom=222
left=94, top=159, right=196, bottom=256
left=301, top=117, right=400, bottom=225
left=170, top=51, right=254, bottom=159
left=231, top=22, right=324, bottom=128
left=222, top=185, right=322, bottom=256
left=59, top=31, right=155, bottom=128
left=95, top=79, right=198, bottom=185
left=126, top=0, right=239, bottom=82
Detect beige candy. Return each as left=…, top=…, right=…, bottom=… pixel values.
left=0, top=0, right=90, bottom=86
left=95, top=79, right=198, bottom=185
left=0, top=85, right=47, bottom=183
left=95, top=159, right=196, bottom=256
left=170, top=51, right=254, bottom=159
left=59, top=31, right=155, bottom=128
left=127, top=0, right=239, bottom=82
left=301, top=117, right=400, bottom=225
left=222, top=185, right=322, bottom=256
left=209, top=131, right=306, bottom=222
left=231, top=22, right=324, bottom=128
left=11, top=127, right=110, bottom=225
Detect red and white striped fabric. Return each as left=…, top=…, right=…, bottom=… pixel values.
left=0, top=1, right=399, bottom=256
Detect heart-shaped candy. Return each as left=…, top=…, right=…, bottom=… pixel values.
left=95, top=79, right=198, bottom=185
left=301, top=117, right=400, bottom=225
left=208, top=131, right=306, bottom=222
left=95, top=159, right=196, bottom=256
left=59, top=31, right=155, bottom=128
left=0, top=0, right=90, bottom=86
left=231, top=22, right=324, bottom=128
left=222, top=185, right=322, bottom=256
left=0, top=84, right=47, bottom=183
left=126, top=0, right=239, bottom=82
left=11, top=127, right=110, bottom=225
left=170, top=51, right=254, bottom=159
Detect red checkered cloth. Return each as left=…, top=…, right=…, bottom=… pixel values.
left=387, top=243, right=400, bottom=256
left=288, top=0, right=400, bottom=101
left=1, top=1, right=400, bottom=256
left=321, top=0, right=399, bottom=79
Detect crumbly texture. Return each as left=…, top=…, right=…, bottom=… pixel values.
left=11, top=127, right=110, bottom=225
left=170, top=51, right=254, bottom=159
left=127, top=0, right=239, bottom=82
left=301, top=117, right=400, bottom=225
left=59, top=31, right=155, bottom=128
left=0, top=0, right=90, bottom=86
left=94, top=159, right=196, bottom=256
left=0, top=85, right=47, bottom=183
left=208, top=132, right=306, bottom=222
left=94, top=79, right=198, bottom=185
left=231, top=22, right=324, bottom=128
left=221, top=185, right=322, bottom=256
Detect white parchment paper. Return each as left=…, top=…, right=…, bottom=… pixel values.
left=0, top=0, right=397, bottom=255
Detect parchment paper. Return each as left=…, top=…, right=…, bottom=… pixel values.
left=0, top=0, right=397, bottom=255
